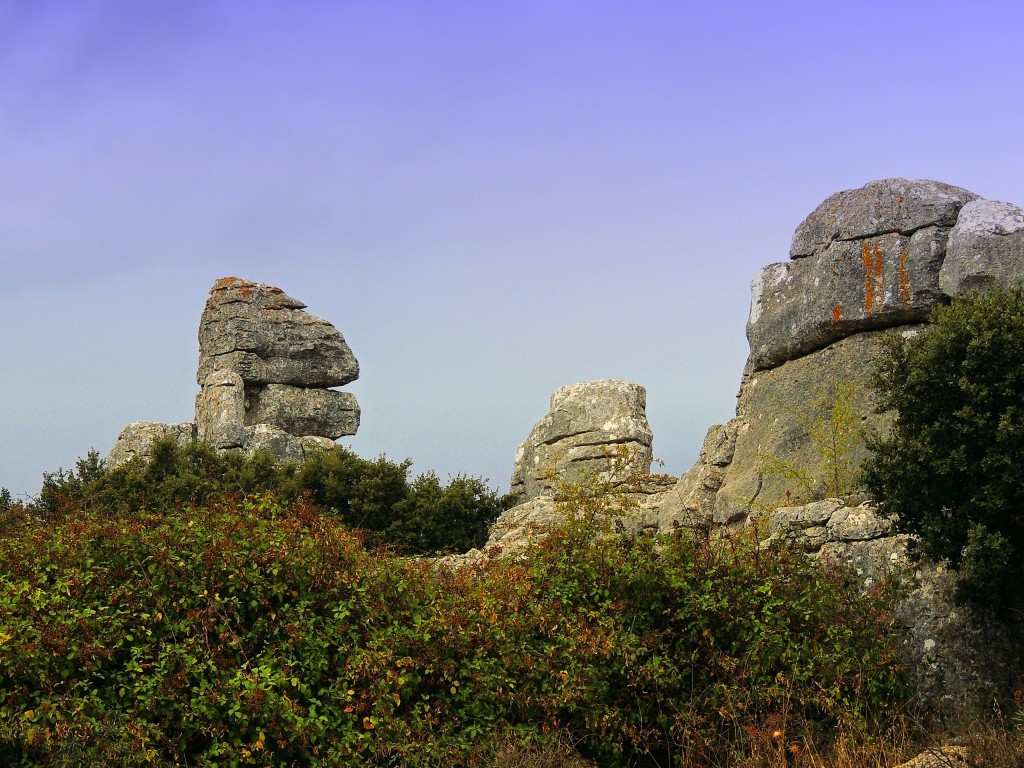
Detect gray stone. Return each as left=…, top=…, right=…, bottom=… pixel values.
left=825, top=502, right=893, bottom=541
left=196, top=370, right=246, bottom=448
left=790, top=178, right=978, bottom=259
left=241, top=424, right=336, bottom=462
left=245, top=384, right=359, bottom=439
left=107, top=422, right=196, bottom=468
left=817, top=534, right=911, bottom=589
left=196, top=277, right=359, bottom=388
left=510, top=380, right=653, bottom=501
left=657, top=422, right=738, bottom=532
left=485, top=496, right=560, bottom=553
left=940, top=198, right=1024, bottom=295
left=889, top=559, right=1024, bottom=712
left=713, top=331, right=892, bottom=525
left=748, top=227, right=948, bottom=371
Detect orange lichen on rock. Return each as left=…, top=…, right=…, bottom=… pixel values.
left=213, top=276, right=246, bottom=291
left=832, top=305, right=842, bottom=323
left=862, top=241, right=884, bottom=314
left=898, top=248, right=911, bottom=306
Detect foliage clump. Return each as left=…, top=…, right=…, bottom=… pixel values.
left=864, top=285, right=1024, bottom=611
left=0, top=488, right=907, bottom=766
left=32, top=438, right=513, bottom=555
left=758, top=374, right=868, bottom=505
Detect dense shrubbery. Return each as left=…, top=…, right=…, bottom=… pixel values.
left=0, top=490, right=907, bottom=766
left=864, top=286, right=1024, bottom=611
left=32, top=439, right=513, bottom=555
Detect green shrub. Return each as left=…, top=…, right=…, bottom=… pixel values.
left=32, top=439, right=510, bottom=555
left=863, top=285, right=1024, bottom=611
left=0, top=492, right=906, bottom=766
left=758, top=374, right=868, bottom=505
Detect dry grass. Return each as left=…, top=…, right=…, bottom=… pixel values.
left=473, top=711, right=1024, bottom=768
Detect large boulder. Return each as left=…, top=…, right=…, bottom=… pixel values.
left=107, top=422, right=196, bottom=468
left=196, top=277, right=359, bottom=387
left=749, top=179, right=979, bottom=372
left=789, top=178, right=978, bottom=259
left=244, top=384, right=359, bottom=439
left=194, top=277, right=361, bottom=458
left=510, top=380, right=653, bottom=501
left=939, top=198, right=1024, bottom=295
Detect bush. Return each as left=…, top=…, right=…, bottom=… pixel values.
left=32, top=439, right=511, bottom=554
left=863, top=285, right=1024, bottom=611
left=0, top=493, right=906, bottom=767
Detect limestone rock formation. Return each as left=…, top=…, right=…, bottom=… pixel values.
left=664, top=178, right=1024, bottom=709
left=749, top=178, right=977, bottom=371
left=510, top=380, right=653, bottom=501
left=706, top=179, right=1024, bottom=522
left=196, top=277, right=358, bottom=387
left=474, top=380, right=662, bottom=554
left=108, top=277, right=360, bottom=467
left=940, top=198, right=1024, bottom=295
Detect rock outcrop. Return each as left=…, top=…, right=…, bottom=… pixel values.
left=670, top=178, right=1024, bottom=710
left=108, top=278, right=359, bottom=466
left=480, top=380, right=662, bottom=554
left=510, top=380, right=653, bottom=501
left=479, top=178, right=1024, bottom=709
left=710, top=178, right=1024, bottom=518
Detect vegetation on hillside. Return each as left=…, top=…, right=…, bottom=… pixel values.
left=0, top=464, right=912, bottom=766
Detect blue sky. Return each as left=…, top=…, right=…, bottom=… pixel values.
left=3, top=1, right=1024, bottom=498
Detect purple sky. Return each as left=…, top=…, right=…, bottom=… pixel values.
left=3, top=1, right=1024, bottom=498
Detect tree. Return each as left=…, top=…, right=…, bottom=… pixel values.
left=863, top=285, right=1024, bottom=610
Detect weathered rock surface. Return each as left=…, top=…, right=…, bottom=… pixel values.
left=241, top=424, right=336, bottom=462
left=940, top=198, right=1024, bottom=295
left=244, top=384, right=359, bottom=439
left=655, top=421, right=738, bottom=532
left=107, top=422, right=196, bottom=468
left=893, top=747, right=971, bottom=768
left=110, top=277, right=360, bottom=466
left=750, top=179, right=980, bottom=372
left=748, top=227, right=949, bottom=370
left=196, top=277, right=359, bottom=388
left=196, top=370, right=246, bottom=449
left=713, top=331, right=891, bottom=524
left=789, top=178, right=977, bottom=259
left=510, top=380, right=653, bottom=501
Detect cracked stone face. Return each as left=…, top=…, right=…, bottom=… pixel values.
left=509, top=380, right=653, bottom=501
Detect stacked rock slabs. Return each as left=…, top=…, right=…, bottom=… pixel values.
left=195, top=277, right=360, bottom=453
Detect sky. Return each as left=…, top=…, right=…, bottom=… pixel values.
left=3, top=1, right=1024, bottom=499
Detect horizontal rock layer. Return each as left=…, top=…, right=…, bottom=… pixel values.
left=245, top=384, right=359, bottom=440
left=196, top=277, right=359, bottom=388
left=510, top=380, right=653, bottom=501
